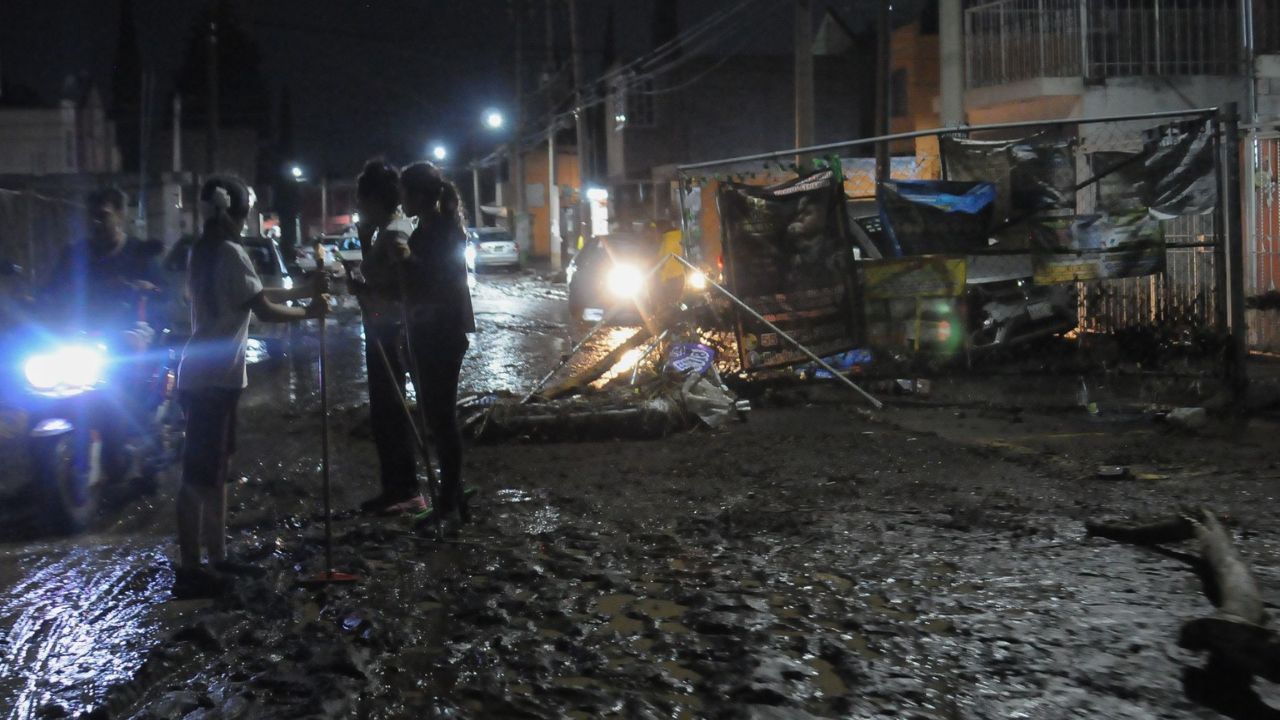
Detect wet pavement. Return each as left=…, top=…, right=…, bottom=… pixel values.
left=0, top=271, right=1278, bottom=718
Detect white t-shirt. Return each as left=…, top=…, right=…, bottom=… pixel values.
left=178, top=241, right=265, bottom=391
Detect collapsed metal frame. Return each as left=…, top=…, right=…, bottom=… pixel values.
left=676, top=104, right=1248, bottom=393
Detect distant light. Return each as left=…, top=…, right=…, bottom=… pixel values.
left=586, top=187, right=609, bottom=202
left=432, top=145, right=448, bottom=161
left=291, top=166, right=303, bottom=179
left=351, top=211, right=360, bottom=225
left=484, top=111, right=504, bottom=130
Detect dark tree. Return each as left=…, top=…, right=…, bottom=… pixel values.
left=173, top=0, right=269, bottom=136
left=110, top=0, right=143, bottom=171
left=650, top=0, right=679, bottom=53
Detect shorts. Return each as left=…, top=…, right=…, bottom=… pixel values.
left=180, top=388, right=241, bottom=488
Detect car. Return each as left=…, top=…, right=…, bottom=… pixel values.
left=466, top=227, right=521, bottom=272
left=163, top=234, right=298, bottom=359
left=566, top=229, right=694, bottom=333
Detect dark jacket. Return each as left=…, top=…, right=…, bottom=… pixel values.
left=43, top=237, right=165, bottom=328
left=403, top=213, right=475, bottom=336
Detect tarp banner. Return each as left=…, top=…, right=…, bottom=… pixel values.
left=718, top=170, right=858, bottom=370
left=877, top=180, right=996, bottom=256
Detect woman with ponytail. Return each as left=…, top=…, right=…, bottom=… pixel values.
left=173, top=175, right=328, bottom=598
left=396, top=162, right=475, bottom=531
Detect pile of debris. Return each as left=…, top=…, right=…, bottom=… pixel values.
left=461, top=327, right=746, bottom=443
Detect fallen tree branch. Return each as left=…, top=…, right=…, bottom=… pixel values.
left=1084, top=514, right=1196, bottom=546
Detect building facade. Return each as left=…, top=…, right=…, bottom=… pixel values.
left=0, top=80, right=120, bottom=176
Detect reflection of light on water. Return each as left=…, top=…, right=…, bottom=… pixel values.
left=586, top=327, right=645, bottom=390
left=0, top=545, right=171, bottom=719
left=246, top=338, right=269, bottom=365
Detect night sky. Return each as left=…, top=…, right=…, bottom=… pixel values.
left=0, top=0, right=895, bottom=177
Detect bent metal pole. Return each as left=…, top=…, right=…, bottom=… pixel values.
left=669, top=254, right=883, bottom=410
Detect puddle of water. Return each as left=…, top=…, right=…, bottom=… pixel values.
left=596, top=594, right=637, bottom=615
left=633, top=598, right=686, bottom=620
left=660, top=660, right=703, bottom=685
left=602, top=615, right=645, bottom=636
left=659, top=620, right=690, bottom=635
left=494, top=488, right=535, bottom=504
left=0, top=543, right=172, bottom=720
left=808, top=657, right=848, bottom=696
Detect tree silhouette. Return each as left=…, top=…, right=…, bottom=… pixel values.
left=173, top=0, right=268, bottom=135
left=110, top=0, right=143, bottom=171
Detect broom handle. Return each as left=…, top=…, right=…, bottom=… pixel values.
left=314, top=243, right=333, bottom=573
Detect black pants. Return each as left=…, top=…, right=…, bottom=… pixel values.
left=179, top=388, right=241, bottom=489
left=365, top=322, right=468, bottom=509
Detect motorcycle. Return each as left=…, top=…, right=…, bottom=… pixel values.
left=0, top=267, right=183, bottom=533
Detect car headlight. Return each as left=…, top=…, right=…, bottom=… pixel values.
left=24, top=344, right=106, bottom=396
left=607, top=263, right=645, bottom=298
left=687, top=270, right=708, bottom=291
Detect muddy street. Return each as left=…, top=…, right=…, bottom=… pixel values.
left=0, top=273, right=1277, bottom=718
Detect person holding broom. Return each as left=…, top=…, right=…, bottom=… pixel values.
left=349, top=159, right=425, bottom=515
left=173, top=175, right=328, bottom=599
left=396, top=162, right=475, bottom=532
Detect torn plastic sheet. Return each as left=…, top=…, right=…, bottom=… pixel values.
left=1143, top=119, right=1217, bottom=218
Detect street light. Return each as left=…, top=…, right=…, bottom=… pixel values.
left=484, top=110, right=504, bottom=130
left=432, top=145, right=448, bottom=162
left=290, top=165, right=303, bottom=179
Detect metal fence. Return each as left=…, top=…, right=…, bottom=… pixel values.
left=0, top=187, right=84, bottom=291
left=967, top=0, right=1245, bottom=88
left=1247, top=132, right=1280, bottom=352
left=677, top=106, right=1237, bottom=382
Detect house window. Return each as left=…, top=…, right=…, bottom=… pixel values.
left=890, top=69, right=908, bottom=118
left=614, top=77, right=656, bottom=131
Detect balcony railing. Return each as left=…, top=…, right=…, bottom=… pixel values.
left=966, top=0, right=1245, bottom=89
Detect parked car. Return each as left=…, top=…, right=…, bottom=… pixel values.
left=466, top=227, right=521, bottom=272
left=164, top=235, right=298, bottom=358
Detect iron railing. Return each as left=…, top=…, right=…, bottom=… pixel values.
left=967, top=0, right=1245, bottom=89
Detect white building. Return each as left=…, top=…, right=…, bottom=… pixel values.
left=0, top=78, right=120, bottom=176
left=962, top=0, right=1274, bottom=124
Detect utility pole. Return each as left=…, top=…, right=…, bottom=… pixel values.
left=545, top=0, right=562, bottom=270
left=874, top=0, right=891, bottom=183
left=472, top=165, right=483, bottom=228
left=320, top=174, right=328, bottom=235
left=549, top=122, right=561, bottom=271
left=513, top=1, right=529, bottom=254
left=939, top=0, right=964, bottom=128
left=206, top=18, right=219, bottom=173
left=568, top=0, right=590, bottom=254
left=794, top=0, right=814, bottom=165
left=172, top=95, right=182, bottom=173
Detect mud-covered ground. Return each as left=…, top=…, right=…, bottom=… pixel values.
left=1, top=273, right=1279, bottom=719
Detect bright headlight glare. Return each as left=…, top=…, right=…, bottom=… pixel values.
left=607, top=263, right=645, bottom=298
left=687, top=270, right=708, bottom=290
left=25, top=345, right=105, bottom=391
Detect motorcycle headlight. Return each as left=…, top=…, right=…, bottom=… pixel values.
left=24, top=344, right=106, bottom=396
left=607, top=263, right=645, bottom=299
